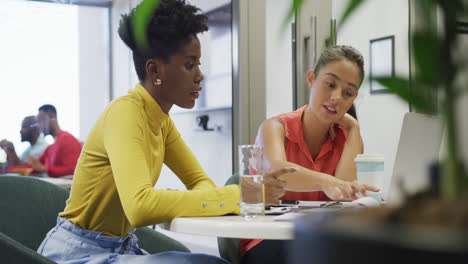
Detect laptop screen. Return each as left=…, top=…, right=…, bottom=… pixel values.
left=387, top=112, right=443, bottom=205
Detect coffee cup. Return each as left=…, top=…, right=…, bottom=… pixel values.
left=354, top=154, right=384, bottom=201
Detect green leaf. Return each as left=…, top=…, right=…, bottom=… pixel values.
left=337, top=0, right=366, bottom=30
left=282, top=0, right=306, bottom=33
left=133, top=0, right=160, bottom=54
left=412, top=31, right=441, bottom=86
left=375, top=76, right=433, bottom=113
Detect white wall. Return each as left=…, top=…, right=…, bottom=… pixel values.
left=265, top=0, right=293, bottom=118
left=333, top=0, right=410, bottom=199
left=199, top=26, right=232, bottom=109
left=78, top=6, right=111, bottom=141
left=157, top=109, right=233, bottom=189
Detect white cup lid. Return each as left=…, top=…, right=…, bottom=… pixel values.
left=354, top=154, right=384, bottom=162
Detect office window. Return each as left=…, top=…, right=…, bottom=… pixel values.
left=0, top=0, right=110, bottom=154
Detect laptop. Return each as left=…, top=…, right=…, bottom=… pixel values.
left=387, top=112, right=444, bottom=206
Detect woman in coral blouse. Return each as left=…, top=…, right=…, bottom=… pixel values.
left=240, top=45, right=379, bottom=264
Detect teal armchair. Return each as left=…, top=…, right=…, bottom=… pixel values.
left=0, top=175, right=189, bottom=264
left=134, top=226, right=190, bottom=254
left=0, top=232, right=55, bottom=264
left=217, top=173, right=241, bottom=264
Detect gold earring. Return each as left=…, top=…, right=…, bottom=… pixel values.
left=154, top=79, right=162, bottom=86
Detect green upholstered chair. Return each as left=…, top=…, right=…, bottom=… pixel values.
left=0, top=176, right=70, bottom=252
left=134, top=226, right=190, bottom=254
left=0, top=175, right=189, bottom=264
left=0, top=232, right=56, bottom=264
left=217, top=173, right=241, bottom=264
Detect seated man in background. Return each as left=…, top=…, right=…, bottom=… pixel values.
left=26, top=104, right=82, bottom=178
left=0, top=115, right=48, bottom=166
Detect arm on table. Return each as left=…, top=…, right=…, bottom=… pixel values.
left=104, top=102, right=240, bottom=227
left=164, top=120, right=293, bottom=205
left=0, top=140, right=23, bottom=166
left=26, top=152, right=47, bottom=173
left=45, top=137, right=80, bottom=178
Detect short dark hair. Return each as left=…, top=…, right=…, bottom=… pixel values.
left=314, top=45, right=365, bottom=87
left=39, top=104, right=57, bottom=117
left=23, top=115, right=37, bottom=124
left=118, top=0, right=208, bottom=81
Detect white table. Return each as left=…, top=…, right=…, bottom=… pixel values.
left=158, top=198, right=382, bottom=240
left=159, top=215, right=294, bottom=240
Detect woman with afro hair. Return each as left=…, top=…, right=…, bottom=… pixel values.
left=37, top=0, right=293, bottom=263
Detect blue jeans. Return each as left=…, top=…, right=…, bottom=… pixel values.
left=38, top=217, right=229, bottom=264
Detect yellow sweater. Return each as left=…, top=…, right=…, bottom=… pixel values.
left=60, top=84, right=240, bottom=237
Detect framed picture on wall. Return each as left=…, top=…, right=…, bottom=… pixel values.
left=369, top=35, right=395, bottom=94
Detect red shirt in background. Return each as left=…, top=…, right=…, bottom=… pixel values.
left=39, top=131, right=82, bottom=178
left=239, top=105, right=348, bottom=257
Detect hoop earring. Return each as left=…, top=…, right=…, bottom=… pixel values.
left=154, top=79, right=162, bottom=86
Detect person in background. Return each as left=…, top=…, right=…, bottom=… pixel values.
left=26, top=104, right=82, bottom=178
left=240, top=46, right=379, bottom=264
left=0, top=115, right=48, bottom=166
left=37, top=1, right=293, bottom=263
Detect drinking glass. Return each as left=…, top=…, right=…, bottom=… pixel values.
left=238, top=145, right=264, bottom=219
